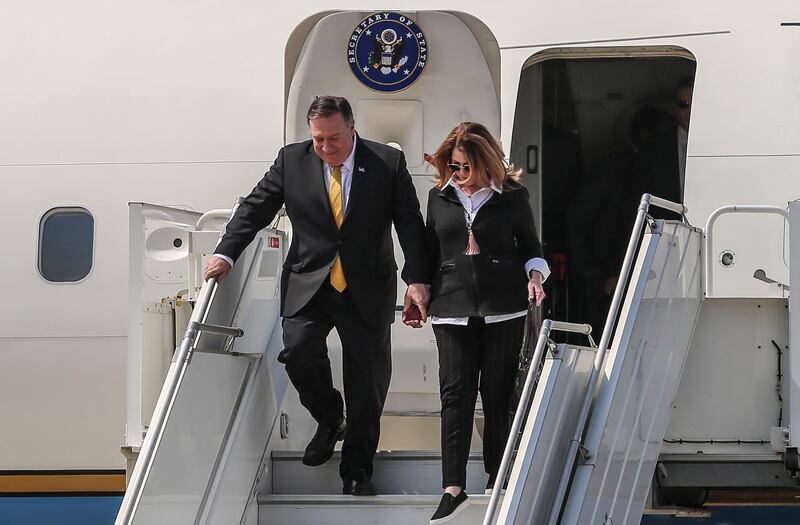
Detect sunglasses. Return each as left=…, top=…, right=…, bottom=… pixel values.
left=676, top=100, right=691, bottom=109
left=447, top=162, right=471, bottom=174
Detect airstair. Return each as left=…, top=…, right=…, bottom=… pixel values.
left=116, top=194, right=710, bottom=525
left=486, top=195, right=703, bottom=525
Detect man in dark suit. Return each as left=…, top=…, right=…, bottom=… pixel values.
left=204, top=96, right=430, bottom=495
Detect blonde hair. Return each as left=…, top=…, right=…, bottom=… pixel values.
left=430, top=122, right=520, bottom=189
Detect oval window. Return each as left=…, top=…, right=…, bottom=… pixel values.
left=38, top=207, right=94, bottom=282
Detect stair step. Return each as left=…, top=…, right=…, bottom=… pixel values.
left=258, top=494, right=492, bottom=525
left=271, top=450, right=488, bottom=495
left=382, top=409, right=484, bottom=417
left=378, top=414, right=485, bottom=450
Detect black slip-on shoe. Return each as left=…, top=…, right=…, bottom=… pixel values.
left=430, top=491, right=470, bottom=524
left=342, top=468, right=378, bottom=496
left=301, top=418, right=346, bottom=467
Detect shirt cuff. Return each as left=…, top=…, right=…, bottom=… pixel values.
left=525, top=257, right=550, bottom=282
left=214, top=254, right=235, bottom=268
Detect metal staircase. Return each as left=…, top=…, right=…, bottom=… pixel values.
left=486, top=195, right=703, bottom=525
left=117, top=194, right=710, bottom=525
left=259, top=451, right=491, bottom=525
left=117, top=211, right=289, bottom=525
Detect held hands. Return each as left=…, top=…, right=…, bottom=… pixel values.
left=402, top=283, right=430, bottom=328
left=203, top=256, right=232, bottom=282
left=528, top=270, right=546, bottom=306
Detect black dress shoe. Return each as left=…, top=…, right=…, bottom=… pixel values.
left=301, top=418, right=346, bottom=467
left=342, top=468, right=378, bottom=496
left=430, top=491, right=470, bottom=524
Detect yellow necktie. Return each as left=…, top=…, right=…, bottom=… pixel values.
left=329, top=166, right=347, bottom=292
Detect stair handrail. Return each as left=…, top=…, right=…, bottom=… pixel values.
left=196, top=209, right=234, bottom=231
left=117, top=202, right=244, bottom=525
left=483, top=319, right=593, bottom=525
left=544, top=193, right=686, bottom=524
left=197, top=206, right=286, bottom=232
left=116, top=276, right=221, bottom=524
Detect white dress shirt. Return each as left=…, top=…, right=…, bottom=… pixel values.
left=215, top=136, right=358, bottom=268
left=431, top=179, right=550, bottom=326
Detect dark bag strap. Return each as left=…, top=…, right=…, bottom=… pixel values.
left=517, top=299, right=542, bottom=372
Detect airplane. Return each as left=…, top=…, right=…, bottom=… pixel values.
left=2, top=1, right=800, bottom=523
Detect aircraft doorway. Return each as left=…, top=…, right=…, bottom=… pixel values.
left=510, top=50, right=696, bottom=337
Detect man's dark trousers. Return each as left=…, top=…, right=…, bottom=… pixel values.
left=279, top=282, right=391, bottom=480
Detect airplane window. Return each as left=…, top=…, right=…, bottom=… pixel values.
left=38, top=207, right=94, bottom=282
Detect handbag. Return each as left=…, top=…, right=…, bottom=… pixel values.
left=508, top=299, right=544, bottom=423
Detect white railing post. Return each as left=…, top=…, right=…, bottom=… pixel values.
left=787, top=202, right=800, bottom=457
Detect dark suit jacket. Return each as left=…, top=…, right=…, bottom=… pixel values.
left=425, top=181, right=543, bottom=318
left=599, top=124, right=683, bottom=275
left=215, top=136, right=428, bottom=326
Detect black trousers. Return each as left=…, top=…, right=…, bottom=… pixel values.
left=433, top=316, right=525, bottom=489
left=278, top=282, right=392, bottom=480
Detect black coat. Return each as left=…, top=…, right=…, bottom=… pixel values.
left=215, top=136, right=428, bottom=326
left=425, top=181, right=543, bottom=317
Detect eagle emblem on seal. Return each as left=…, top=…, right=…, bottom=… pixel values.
left=347, top=12, right=428, bottom=93
left=369, top=28, right=408, bottom=74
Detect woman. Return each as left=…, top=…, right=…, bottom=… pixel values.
left=407, top=122, right=548, bottom=524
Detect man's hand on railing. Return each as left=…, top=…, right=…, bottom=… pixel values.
left=204, top=255, right=232, bottom=282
